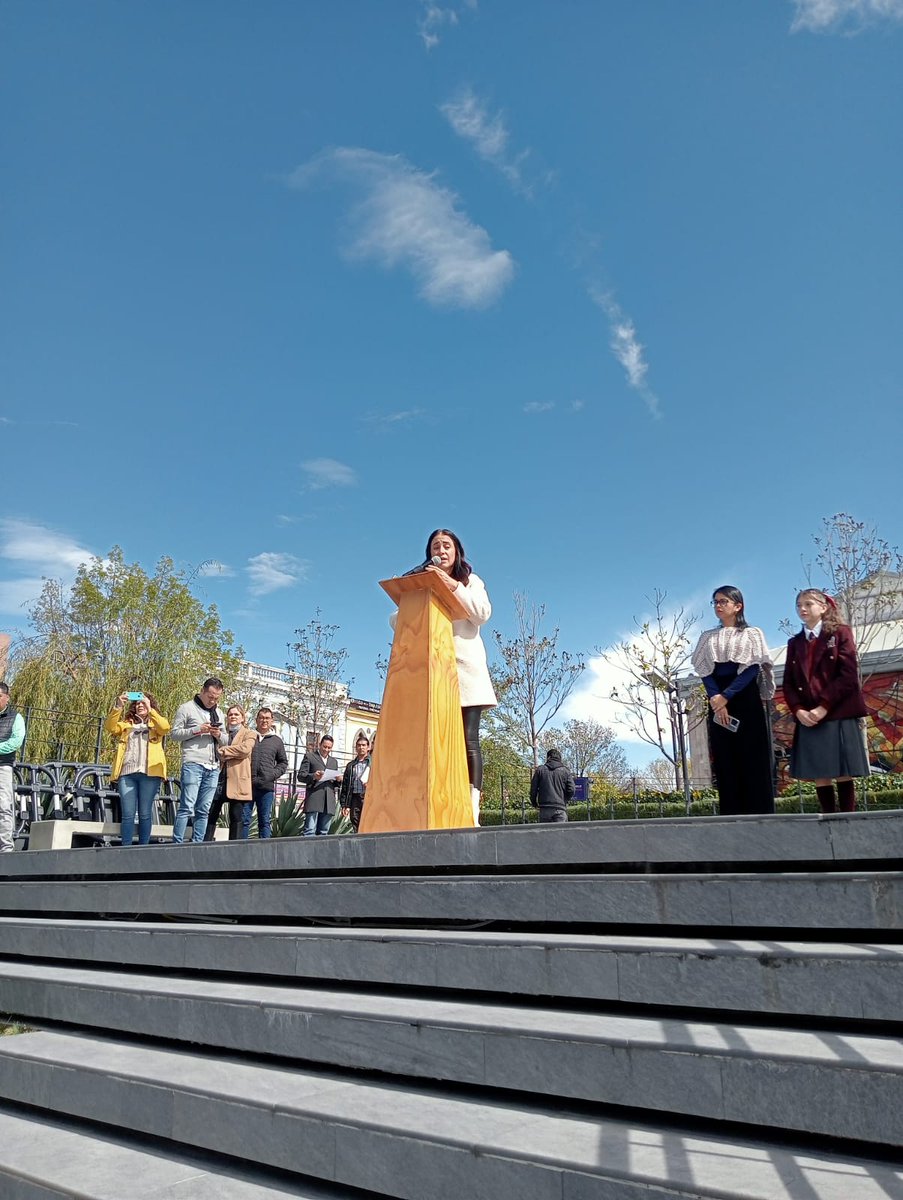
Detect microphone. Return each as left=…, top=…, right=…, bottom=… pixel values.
left=401, top=555, right=442, bottom=577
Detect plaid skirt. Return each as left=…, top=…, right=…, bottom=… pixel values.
left=790, top=717, right=869, bottom=780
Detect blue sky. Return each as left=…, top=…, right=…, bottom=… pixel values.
left=2, top=0, right=901, bottom=766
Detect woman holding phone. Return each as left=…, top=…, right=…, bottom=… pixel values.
left=105, top=691, right=171, bottom=845
left=691, top=586, right=775, bottom=815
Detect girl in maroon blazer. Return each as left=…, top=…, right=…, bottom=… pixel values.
left=784, top=589, right=869, bottom=812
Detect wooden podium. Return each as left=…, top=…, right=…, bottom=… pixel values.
left=359, top=573, right=473, bottom=833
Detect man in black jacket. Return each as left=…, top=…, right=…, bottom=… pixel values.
left=243, top=708, right=288, bottom=839
left=529, top=748, right=575, bottom=823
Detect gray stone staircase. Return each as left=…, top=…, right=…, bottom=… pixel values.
left=0, top=812, right=901, bottom=1198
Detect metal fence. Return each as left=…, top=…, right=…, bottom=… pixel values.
left=20, top=707, right=107, bottom=766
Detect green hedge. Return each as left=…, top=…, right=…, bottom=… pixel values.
left=479, top=792, right=903, bottom=825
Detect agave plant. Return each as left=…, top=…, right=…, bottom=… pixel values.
left=271, top=795, right=306, bottom=838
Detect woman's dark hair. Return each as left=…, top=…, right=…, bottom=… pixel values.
left=712, top=585, right=749, bottom=629
left=425, top=528, right=472, bottom=585
left=126, top=693, right=158, bottom=723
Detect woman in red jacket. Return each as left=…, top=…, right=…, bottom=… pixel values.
left=783, top=589, right=869, bottom=812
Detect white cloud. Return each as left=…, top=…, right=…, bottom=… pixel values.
left=0, top=519, right=95, bottom=617
left=417, top=0, right=477, bottom=49
left=289, top=148, right=515, bottom=309
left=440, top=87, right=535, bottom=195
left=564, top=653, right=650, bottom=747
left=301, top=458, right=358, bottom=490
left=0, top=519, right=94, bottom=574
left=246, top=553, right=308, bottom=597
left=790, top=0, right=903, bottom=31
left=571, top=399, right=586, bottom=412
left=589, top=287, right=661, bottom=419
left=523, top=401, right=555, bottom=413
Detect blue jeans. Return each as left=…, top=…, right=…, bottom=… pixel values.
left=303, top=810, right=333, bottom=837
left=241, top=788, right=274, bottom=840
left=117, top=772, right=162, bottom=846
left=172, top=763, right=220, bottom=843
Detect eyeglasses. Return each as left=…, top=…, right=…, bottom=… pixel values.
left=712, top=599, right=734, bottom=607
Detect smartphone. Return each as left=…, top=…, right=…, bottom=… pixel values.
left=726, top=716, right=740, bottom=732
left=126, top=692, right=143, bottom=702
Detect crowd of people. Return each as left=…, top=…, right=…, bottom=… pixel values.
left=0, top=530, right=876, bottom=850
left=100, top=680, right=379, bottom=846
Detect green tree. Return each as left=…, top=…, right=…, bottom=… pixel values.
left=539, top=718, right=630, bottom=787
left=9, top=547, right=243, bottom=770
left=480, top=732, right=530, bottom=811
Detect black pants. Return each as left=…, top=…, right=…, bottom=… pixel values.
left=539, top=807, right=567, bottom=823
left=462, top=706, right=483, bottom=790
left=204, top=784, right=244, bottom=841
left=349, top=796, right=364, bottom=832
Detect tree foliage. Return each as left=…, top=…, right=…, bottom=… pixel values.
left=601, top=589, right=703, bottom=789
left=539, top=717, right=630, bottom=786
left=479, top=732, right=530, bottom=810
left=489, top=592, right=585, bottom=767
left=9, top=547, right=243, bottom=770
left=641, top=757, right=682, bottom=791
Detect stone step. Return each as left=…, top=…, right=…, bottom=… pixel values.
left=5, top=810, right=901, bottom=880
left=4, top=960, right=902, bottom=1147
left=0, top=1102, right=356, bottom=1198
left=1, top=1029, right=902, bottom=1200
left=1, top=917, right=900, bottom=1019
left=1, top=870, right=902, bottom=930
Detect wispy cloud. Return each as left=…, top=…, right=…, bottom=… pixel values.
left=0, top=416, right=79, bottom=429
left=440, top=87, right=536, bottom=194
left=589, top=287, right=661, bottom=420
left=789, top=0, right=903, bottom=31
left=0, top=519, right=94, bottom=575
left=246, top=552, right=308, bottom=597
left=363, top=407, right=427, bottom=430
left=0, top=519, right=95, bottom=615
left=571, top=399, right=585, bottom=412
left=276, top=514, right=303, bottom=526
left=523, top=401, right=555, bottom=414
left=288, top=148, right=515, bottom=309
left=417, top=0, right=477, bottom=50
left=301, top=458, right=358, bottom=490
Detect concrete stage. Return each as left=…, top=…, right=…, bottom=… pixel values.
left=0, top=811, right=901, bottom=1198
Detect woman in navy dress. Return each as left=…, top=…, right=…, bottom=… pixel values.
left=691, top=586, right=775, bottom=815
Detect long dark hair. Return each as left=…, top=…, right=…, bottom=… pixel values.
left=425, top=528, right=472, bottom=585
left=712, top=585, right=749, bottom=629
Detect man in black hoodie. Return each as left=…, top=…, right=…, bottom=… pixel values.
left=529, top=748, right=575, bottom=823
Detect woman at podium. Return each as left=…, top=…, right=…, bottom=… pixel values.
left=423, top=529, right=497, bottom=824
